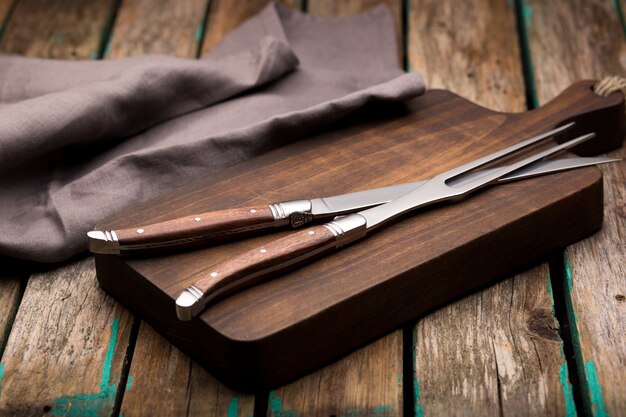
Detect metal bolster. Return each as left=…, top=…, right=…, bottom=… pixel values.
left=87, top=230, right=120, bottom=255
left=269, top=199, right=313, bottom=227
left=175, top=285, right=207, bottom=321
left=324, top=213, right=368, bottom=247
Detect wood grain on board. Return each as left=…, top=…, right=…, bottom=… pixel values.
left=0, top=0, right=117, bottom=59
left=106, top=0, right=208, bottom=59
left=408, top=0, right=577, bottom=414
left=527, top=0, right=626, bottom=415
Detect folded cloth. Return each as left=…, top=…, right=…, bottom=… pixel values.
left=0, top=3, right=425, bottom=263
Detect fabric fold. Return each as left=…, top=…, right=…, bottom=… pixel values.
left=0, top=2, right=426, bottom=263
left=0, top=36, right=298, bottom=171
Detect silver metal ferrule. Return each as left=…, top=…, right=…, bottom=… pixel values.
left=269, top=199, right=313, bottom=227
left=324, top=213, right=368, bottom=247
left=87, top=230, right=120, bottom=255
left=175, top=285, right=206, bottom=321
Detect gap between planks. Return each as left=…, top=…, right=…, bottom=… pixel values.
left=522, top=0, right=626, bottom=415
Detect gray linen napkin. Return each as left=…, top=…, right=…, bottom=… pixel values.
left=0, top=3, right=425, bottom=263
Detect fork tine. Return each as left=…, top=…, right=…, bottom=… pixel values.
left=354, top=130, right=598, bottom=231
left=444, top=122, right=575, bottom=179
left=448, top=132, right=596, bottom=194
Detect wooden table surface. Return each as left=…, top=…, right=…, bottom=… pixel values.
left=0, top=1, right=623, bottom=416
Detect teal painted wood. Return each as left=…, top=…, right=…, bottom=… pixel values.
left=0, top=258, right=135, bottom=416
left=120, top=320, right=255, bottom=416
left=524, top=0, right=626, bottom=415
left=561, top=251, right=613, bottom=417
left=49, top=318, right=134, bottom=417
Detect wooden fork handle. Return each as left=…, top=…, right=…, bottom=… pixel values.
left=175, top=214, right=368, bottom=321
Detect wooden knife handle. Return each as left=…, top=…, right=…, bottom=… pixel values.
left=88, top=205, right=282, bottom=255
left=175, top=214, right=368, bottom=320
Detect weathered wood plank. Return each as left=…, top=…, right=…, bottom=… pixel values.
left=265, top=2, right=403, bottom=415
left=413, top=265, right=575, bottom=416
left=563, top=145, right=625, bottom=417
left=408, top=0, right=525, bottom=112
left=308, top=0, right=403, bottom=64
left=106, top=0, right=208, bottom=59
left=526, top=0, right=626, bottom=415
left=526, top=0, right=625, bottom=104
left=0, top=258, right=135, bottom=416
left=93, top=0, right=255, bottom=414
left=0, top=0, right=118, bottom=59
left=268, top=332, right=403, bottom=417
left=0, top=276, right=25, bottom=356
left=122, top=322, right=254, bottom=417
left=199, top=0, right=300, bottom=56
left=408, top=0, right=576, bottom=414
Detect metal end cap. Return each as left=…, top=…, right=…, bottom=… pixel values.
left=87, top=230, right=120, bottom=255
left=176, top=287, right=207, bottom=321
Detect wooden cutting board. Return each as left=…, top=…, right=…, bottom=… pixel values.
left=94, top=80, right=624, bottom=392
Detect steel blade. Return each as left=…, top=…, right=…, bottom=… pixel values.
left=309, top=156, right=619, bottom=217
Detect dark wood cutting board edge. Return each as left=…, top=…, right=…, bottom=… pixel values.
left=95, top=81, right=624, bottom=392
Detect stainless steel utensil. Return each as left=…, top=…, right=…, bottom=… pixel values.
left=175, top=123, right=615, bottom=320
